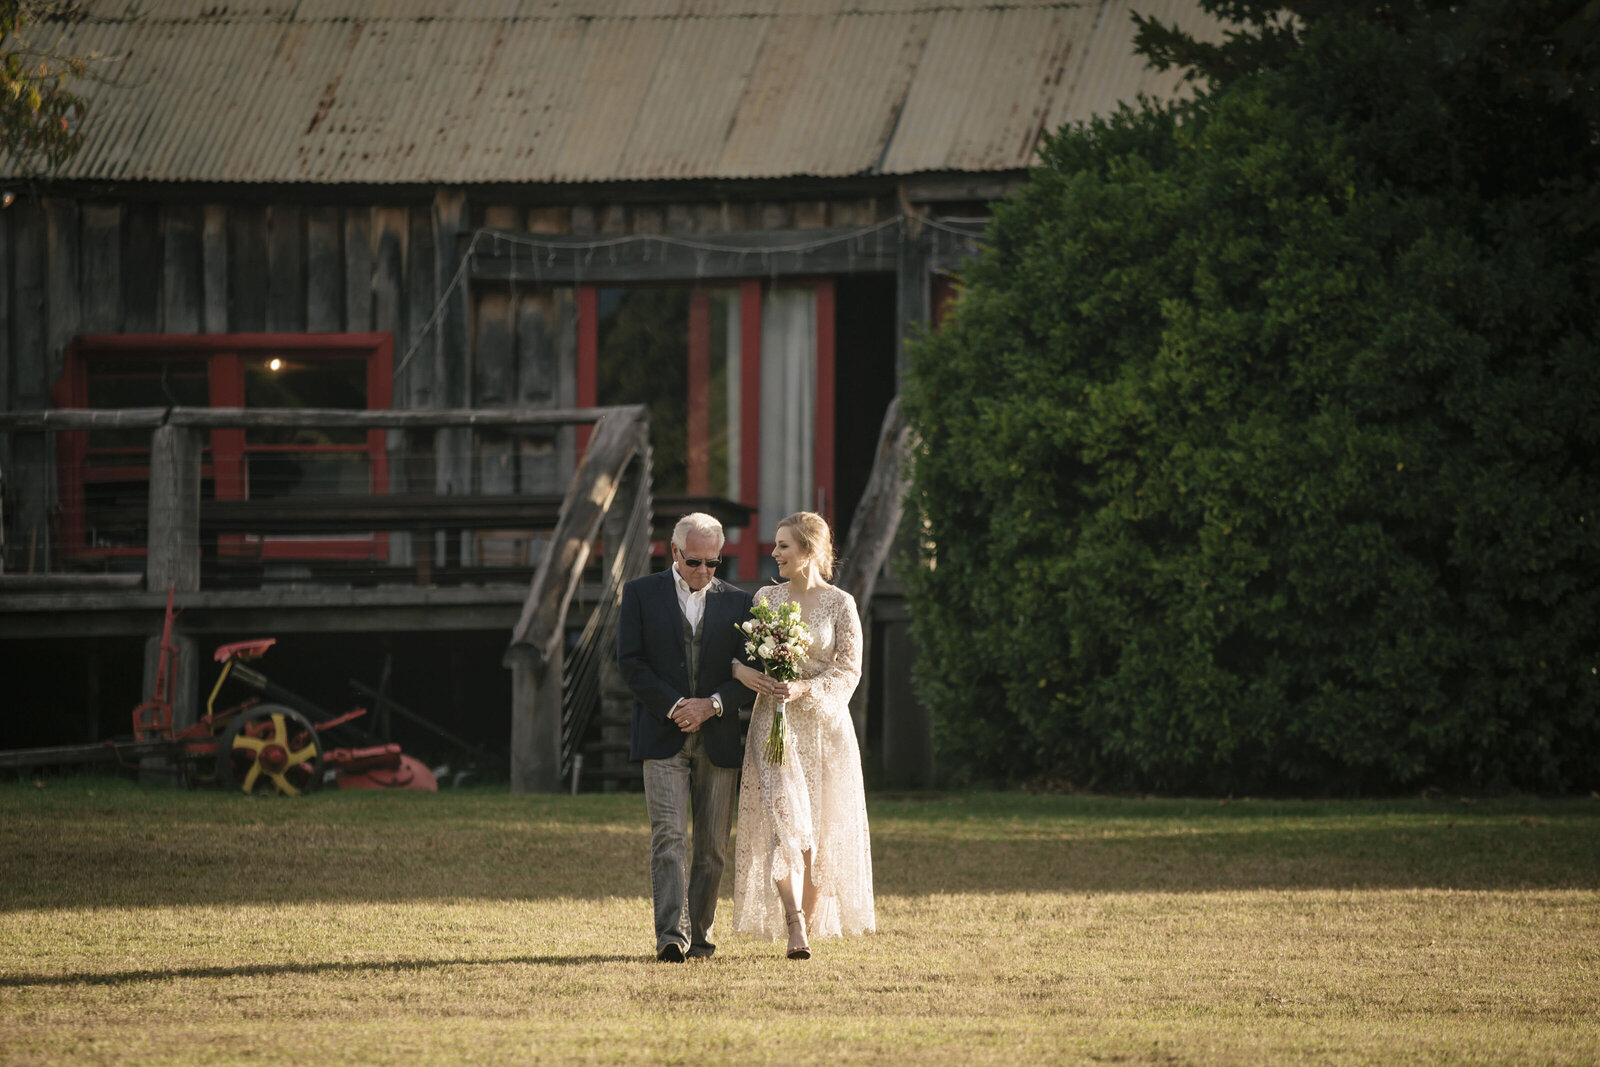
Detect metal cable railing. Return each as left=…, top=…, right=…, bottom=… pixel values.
left=559, top=455, right=652, bottom=778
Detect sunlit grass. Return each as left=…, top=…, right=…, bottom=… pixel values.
left=2, top=781, right=1597, bottom=1064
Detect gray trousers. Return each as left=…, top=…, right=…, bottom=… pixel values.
left=642, top=732, right=738, bottom=955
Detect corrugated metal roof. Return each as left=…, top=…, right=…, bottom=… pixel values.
left=5, top=0, right=1226, bottom=183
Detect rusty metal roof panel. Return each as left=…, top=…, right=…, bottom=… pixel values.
left=1048, top=0, right=1224, bottom=130
left=4, top=1, right=1226, bottom=183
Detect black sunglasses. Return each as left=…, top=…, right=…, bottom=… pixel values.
left=680, top=556, right=722, bottom=569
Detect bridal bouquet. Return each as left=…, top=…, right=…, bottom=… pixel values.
left=737, top=599, right=813, bottom=765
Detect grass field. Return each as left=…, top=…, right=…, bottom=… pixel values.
left=1, top=780, right=1597, bottom=1065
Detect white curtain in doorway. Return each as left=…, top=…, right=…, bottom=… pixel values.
left=758, top=288, right=816, bottom=538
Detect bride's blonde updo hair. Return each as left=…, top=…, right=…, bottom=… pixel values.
left=776, top=510, right=835, bottom=580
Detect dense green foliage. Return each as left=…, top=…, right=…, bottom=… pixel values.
left=902, top=0, right=1600, bottom=793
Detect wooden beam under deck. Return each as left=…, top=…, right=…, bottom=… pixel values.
left=0, top=585, right=540, bottom=639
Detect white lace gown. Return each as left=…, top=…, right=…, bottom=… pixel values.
left=731, top=583, right=876, bottom=941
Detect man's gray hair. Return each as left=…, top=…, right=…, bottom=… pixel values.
left=671, top=512, right=725, bottom=551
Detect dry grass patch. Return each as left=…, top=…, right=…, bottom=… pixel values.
left=1, top=782, right=1597, bottom=1065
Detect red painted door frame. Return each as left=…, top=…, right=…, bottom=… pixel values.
left=574, top=278, right=836, bottom=582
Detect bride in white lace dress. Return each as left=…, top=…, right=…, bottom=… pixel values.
left=730, top=511, right=875, bottom=959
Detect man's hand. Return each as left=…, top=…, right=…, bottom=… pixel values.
left=670, top=697, right=717, bottom=733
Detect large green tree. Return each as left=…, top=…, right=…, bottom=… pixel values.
left=2, top=1, right=89, bottom=175
left=902, top=0, right=1600, bottom=793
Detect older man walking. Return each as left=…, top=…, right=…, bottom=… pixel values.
left=616, top=512, right=755, bottom=961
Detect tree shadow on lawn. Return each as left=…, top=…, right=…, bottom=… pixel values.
left=0, top=792, right=1596, bottom=911
left=869, top=817, right=1600, bottom=896
left=0, top=953, right=641, bottom=991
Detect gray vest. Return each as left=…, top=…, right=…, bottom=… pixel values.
left=679, top=609, right=705, bottom=696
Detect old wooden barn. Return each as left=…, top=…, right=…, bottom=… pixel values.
left=0, top=0, right=1220, bottom=790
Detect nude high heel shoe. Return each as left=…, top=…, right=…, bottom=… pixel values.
left=785, top=911, right=811, bottom=960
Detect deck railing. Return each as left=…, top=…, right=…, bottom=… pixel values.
left=0, top=403, right=658, bottom=792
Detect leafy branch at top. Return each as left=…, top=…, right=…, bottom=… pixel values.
left=2, top=1, right=93, bottom=174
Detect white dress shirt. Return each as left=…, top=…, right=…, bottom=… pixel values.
left=671, top=563, right=709, bottom=630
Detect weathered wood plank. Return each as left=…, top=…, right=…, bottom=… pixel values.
left=432, top=188, right=473, bottom=567
left=632, top=205, right=664, bottom=234
left=569, top=205, right=597, bottom=235
left=503, top=287, right=580, bottom=492
left=202, top=205, right=228, bottom=332
left=343, top=207, right=372, bottom=332
left=228, top=205, right=269, bottom=332
left=266, top=204, right=306, bottom=332
left=896, top=228, right=930, bottom=382
left=0, top=209, right=10, bottom=485
left=45, top=199, right=81, bottom=383
left=306, top=205, right=343, bottom=332
left=475, top=291, right=515, bottom=405
left=162, top=203, right=203, bottom=334
left=370, top=205, right=410, bottom=561
left=598, top=205, right=627, bottom=235
left=11, top=201, right=51, bottom=567
left=11, top=203, right=48, bottom=401
left=515, top=291, right=557, bottom=402
left=482, top=205, right=521, bottom=231
left=80, top=203, right=123, bottom=333
left=552, top=288, right=578, bottom=486
left=666, top=203, right=696, bottom=233
left=792, top=200, right=828, bottom=229
left=123, top=201, right=161, bottom=333
left=756, top=201, right=789, bottom=229
left=475, top=289, right=517, bottom=498
left=372, top=208, right=406, bottom=341
left=402, top=205, right=435, bottom=407
left=432, top=189, right=470, bottom=411
left=528, top=207, right=567, bottom=235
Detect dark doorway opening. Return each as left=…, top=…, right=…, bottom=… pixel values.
left=832, top=274, right=898, bottom=540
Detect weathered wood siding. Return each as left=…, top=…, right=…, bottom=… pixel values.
left=1, top=188, right=903, bottom=572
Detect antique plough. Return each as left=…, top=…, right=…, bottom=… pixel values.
left=1, top=589, right=436, bottom=795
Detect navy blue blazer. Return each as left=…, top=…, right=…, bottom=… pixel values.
left=617, top=567, right=756, bottom=767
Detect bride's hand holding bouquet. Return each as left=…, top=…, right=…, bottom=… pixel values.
left=734, top=599, right=813, bottom=764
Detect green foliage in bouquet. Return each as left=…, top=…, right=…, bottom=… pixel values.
left=901, top=0, right=1600, bottom=793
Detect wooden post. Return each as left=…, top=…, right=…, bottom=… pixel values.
left=508, top=643, right=564, bottom=793
left=146, top=423, right=202, bottom=593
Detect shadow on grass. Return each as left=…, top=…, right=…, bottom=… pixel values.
left=0, top=787, right=1596, bottom=910
left=0, top=953, right=642, bottom=990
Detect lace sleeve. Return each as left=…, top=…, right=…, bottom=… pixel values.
left=806, top=589, right=862, bottom=710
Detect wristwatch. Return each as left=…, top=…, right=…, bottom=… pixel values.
left=710, top=693, right=724, bottom=718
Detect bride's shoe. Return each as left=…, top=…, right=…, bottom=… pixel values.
left=785, top=911, right=811, bottom=960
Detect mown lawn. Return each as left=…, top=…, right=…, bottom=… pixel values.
left=1, top=780, right=1597, bottom=1065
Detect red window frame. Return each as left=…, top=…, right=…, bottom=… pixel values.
left=576, top=278, right=835, bottom=581
left=53, top=333, right=393, bottom=563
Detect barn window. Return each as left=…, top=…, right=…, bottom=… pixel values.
left=52, top=333, right=393, bottom=566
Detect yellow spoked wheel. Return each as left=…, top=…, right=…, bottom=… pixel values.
left=217, top=704, right=323, bottom=796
